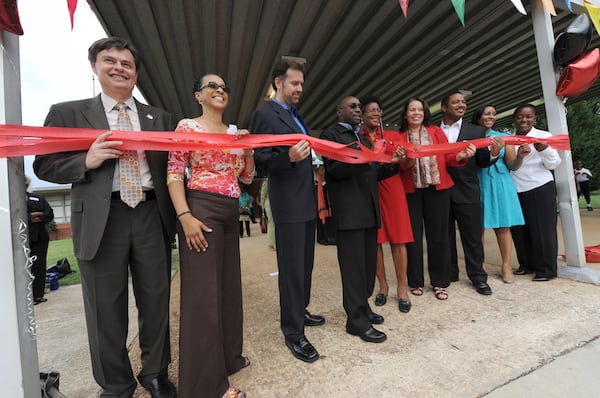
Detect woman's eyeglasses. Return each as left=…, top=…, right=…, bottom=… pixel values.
left=199, top=81, right=230, bottom=93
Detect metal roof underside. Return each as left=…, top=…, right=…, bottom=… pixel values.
left=88, top=0, right=600, bottom=131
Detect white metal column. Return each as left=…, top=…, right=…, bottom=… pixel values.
left=0, top=30, right=40, bottom=396
left=531, top=0, right=599, bottom=283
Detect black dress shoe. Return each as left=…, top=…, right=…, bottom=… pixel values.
left=304, top=311, right=325, bottom=326
left=474, top=282, right=492, bottom=295
left=285, top=337, right=319, bottom=362
left=367, top=311, right=384, bottom=325
left=514, top=267, right=533, bottom=275
left=398, top=298, right=411, bottom=313
left=144, top=374, right=177, bottom=398
left=346, top=326, right=387, bottom=343
left=374, top=293, right=387, bottom=306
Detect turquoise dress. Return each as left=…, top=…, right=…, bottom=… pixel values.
left=478, top=130, right=525, bottom=228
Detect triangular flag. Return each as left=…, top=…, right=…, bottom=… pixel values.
left=451, top=0, right=465, bottom=26
left=565, top=0, right=572, bottom=12
left=510, top=0, right=527, bottom=15
left=0, top=0, right=23, bottom=35
left=67, top=0, right=78, bottom=29
left=541, top=0, right=557, bottom=16
left=584, top=1, right=600, bottom=37
left=399, top=0, right=409, bottom=18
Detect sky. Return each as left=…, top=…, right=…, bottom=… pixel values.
left=18, top=0, right=143, bottom=189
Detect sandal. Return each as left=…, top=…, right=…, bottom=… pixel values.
left=242, top=356, right=251, bottom=369
left=374, top=293, right=387, bottom=306
left=410, top=287, right=423, bottom=296
left=433, top=287, right=448, bottom=301
left=222, top=387, right=246, bottom=398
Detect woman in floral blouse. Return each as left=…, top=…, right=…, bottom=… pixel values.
left=167, top=73, right=254, bottom=398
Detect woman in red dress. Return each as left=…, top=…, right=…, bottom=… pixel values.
left=359, top=95, right=414, bottom=313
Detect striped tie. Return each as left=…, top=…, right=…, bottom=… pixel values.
left=114, top=102, right=143, bottom=208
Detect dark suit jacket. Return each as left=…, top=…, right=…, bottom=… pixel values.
left=33, top=95, right=176, bottom=261
left=249, top=101, right=316, bottom=223
left=319, top=123, right=396, bottom=230
left=446, top=121, right=494, bottom=204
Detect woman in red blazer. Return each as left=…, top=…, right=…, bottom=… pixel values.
left=397, top=98, right=474, bottom=301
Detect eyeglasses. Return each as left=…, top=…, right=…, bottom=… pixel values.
left=347, top=103, right=362, bottom=110
left=199, top=81, right=230, bottom=93
left=364, top=108, right=383, bottom=115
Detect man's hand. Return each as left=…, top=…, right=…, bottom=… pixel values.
left=289, top=140, right=311, bottom=162
left=85, top=132, right=123, bottom=170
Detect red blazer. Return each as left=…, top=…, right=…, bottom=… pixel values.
left=397, top=125, right=465, bottom=194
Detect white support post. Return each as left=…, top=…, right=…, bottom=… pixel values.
left=531, top=0, right=599, bottom=283
left=0, top=31, right=40, bottom=396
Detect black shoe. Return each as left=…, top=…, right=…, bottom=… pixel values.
left=304, top=311, right=325, bottom=326
left=398, top=298, right=411, bottom=313
left=33, top=297, right=48, bottom=305
left=285, top=337, right=319, bottom=362
left=374, top=293, right=387, bottom=306
left=367, top=311, right=384, bottom=325
left=346, top=326, right=387, bottom=343
left=514, top=267, right=533, bottom=275
left=474, top=282, right=492, bottom=295
left=144, top=374, right=177, bottom=398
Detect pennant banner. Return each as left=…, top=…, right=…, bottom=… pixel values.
left=399, top=0, right=409, bottom=18
left=451, top=0, right=465, bottom=26
left=542, top=0, right=557, bottom=16
left=565, top=0, right=573, bottom=12
left=510, top=0, right=527, bottom=15
left=0, top=124, right=570, bottom=161
left=585, top=1, right=600, bottom=36
left=67, top=0, right=78, bottom=29
left=0, top=0, right=23, bottom=35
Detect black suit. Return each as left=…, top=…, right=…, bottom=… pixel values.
left=320, top=123, right=396, bottom=332
left=34, top=95, right=175, bottom=397
left=249, top=101, right=317, bottom=341
left=445, top=121, right=493, bottom=284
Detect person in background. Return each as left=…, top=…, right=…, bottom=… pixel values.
left=574, top=160, right=593, bottom=211
left=398, top=97, right=475, bottom=301
left=321, top=95, right=403, bottom=343
left=510, top=104, right=562, bottom=282
left=33, top=37, right=177, bottom=398
left=359, top=95, right=414, bottom=313
left=168, top=73, right=253, bottom=398
left=259, top=179, right=276, bottom=250
left=26, top=175, right=54, bottom=305
left=238, top=191, right=253, bottom=237
left=250, top=60, right=324, bottom=363
left=471, top=105, right=530, bottom=283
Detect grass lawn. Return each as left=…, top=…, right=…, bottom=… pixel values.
left=47, top=239, right=180, bottom=286
left=578, top=190, right=600, bottom=210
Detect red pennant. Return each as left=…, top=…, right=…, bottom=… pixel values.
left=399, top=0, right=409, bottom=18
left=67, top=0, right=78, bottom=29
left=0, top=0, right=23, bottom=35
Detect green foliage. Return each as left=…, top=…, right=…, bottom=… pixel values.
left=566, top=100, right=600, bottom=191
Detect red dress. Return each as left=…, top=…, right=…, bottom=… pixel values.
left=364, top=129, right=414, bottom=244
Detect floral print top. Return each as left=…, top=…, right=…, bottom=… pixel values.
left=167, top=119, right=254, bottom=198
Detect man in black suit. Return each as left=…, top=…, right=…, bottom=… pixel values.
left=34, top=37, right=177, bottom=398
left=249, top=60, right=324, bottom=363
left=320, top=96, right=401, bottom=343
left=440, top=91, right=500, bottom=296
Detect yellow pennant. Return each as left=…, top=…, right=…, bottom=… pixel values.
left=541, top=0, right=557, bottom=16
left=584, top=1, right=600, bottom=36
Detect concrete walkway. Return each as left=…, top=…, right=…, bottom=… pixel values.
left=34, top=209, right=600, bottom=397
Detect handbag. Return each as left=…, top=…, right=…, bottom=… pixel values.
left=260, top=211, right=268, bottom=234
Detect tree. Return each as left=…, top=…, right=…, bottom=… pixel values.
left=565, top=99, right=600, bottom=190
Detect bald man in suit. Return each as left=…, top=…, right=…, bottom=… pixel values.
left=34, top=37, right=176, bottom=398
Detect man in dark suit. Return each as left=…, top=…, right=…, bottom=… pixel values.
left=249, top=60, right=324, bottom=363
left=320, top=96, right=401, bottom=343
left=34, top=37, right=177, bottom=398
left=440, top=91, right=500, bottom=296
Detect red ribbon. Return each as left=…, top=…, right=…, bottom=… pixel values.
left=0, top=124, right=570, bottom=162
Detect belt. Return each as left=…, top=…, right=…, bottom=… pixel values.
left=111, top=190, right=156, bottom=202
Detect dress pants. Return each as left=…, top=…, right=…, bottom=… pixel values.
left=78, top=199, right=171, bottom=398
left=275, top=220, right=316, bottom=341
left=511, top=181, right=558, bottom=278
left=178, top=190, right=244, bottom=398
left=30, top=239, right=49, bottom=300
left=448, top=201, right=488, bottom=284
left=406, top=187, right=451, bottom=288
left=336, top=227, right=377, bottom=333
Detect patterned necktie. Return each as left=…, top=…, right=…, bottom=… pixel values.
left=114, top=102, right=143, bottom=208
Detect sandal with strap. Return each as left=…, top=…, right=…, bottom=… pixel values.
left=433, top=287, right=448, bottom=301
left=410, top=287, right=424, bottom=296
left=223, top=387, right=246, bottom=398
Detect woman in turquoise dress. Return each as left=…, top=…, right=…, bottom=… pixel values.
left=472, top=105, right=529, bottom=283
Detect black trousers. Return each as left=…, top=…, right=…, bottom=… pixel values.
left=275, top=220, right=316, bottom=341
left=511, top=181, right=558, bottom=279
left=336, top=227, right=378, bottom=333
left=406, top=187, right=451, bottom=288
left=578, top=180, right=591, bottom=204
left=30, top=239, right=49, bottom=300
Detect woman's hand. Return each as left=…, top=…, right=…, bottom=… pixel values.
left=390, top=146, right=407, bottom=164
left=517, top=143, right=531, bottom=158
left=533, top=141, right=549, bottom=152
left=490, top=136, right=505, bottom=157
left=179, top=213, right=213, bottom=252
left=456, top=143, right=476, bottom=162
left=235, top=129, right=250, bottom=139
